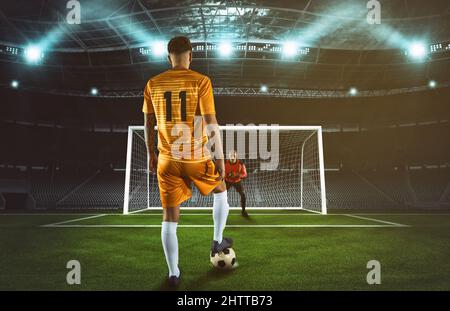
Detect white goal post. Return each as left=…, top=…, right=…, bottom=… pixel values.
left=123, top=125, right=327, bottom=214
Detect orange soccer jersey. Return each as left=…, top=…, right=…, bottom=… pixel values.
left=142, top=68, right=215, bottom=162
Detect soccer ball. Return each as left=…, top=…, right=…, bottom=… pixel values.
left=210, top=248, right=237, bottom=270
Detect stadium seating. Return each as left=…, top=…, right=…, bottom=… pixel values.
left=31, top=170, right=89, bottom=208
left=1, top=166, right=448, bottom=211
left=57, top=170, right=124, bottom=210
left=0, top=193, right=5, bottom=209
left=362, top=169, right=415, bottom=207
left=325, top=170, right=395, bottom=209
left=410, top=169, right=449, bottom=203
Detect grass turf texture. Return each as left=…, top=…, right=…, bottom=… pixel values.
left=0, top=210, right=449, bottom=290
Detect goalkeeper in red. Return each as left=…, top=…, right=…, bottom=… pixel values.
left=225, top=150, right=248, bottom=217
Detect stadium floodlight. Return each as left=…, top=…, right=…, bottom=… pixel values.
left=24, top=45, right=44, bottom=63
left=408, top=42, right=427, bottom=59
left=11, top=80, right=19, bottom=88
left=218, top=42, right=233, bottom=57
left=151, top=41, right=166, bottom=57
left=90, top=88, right=98, bottom=96
left=282, top=41, right=298, bottom=57
left=349, top=87, right=358, bottom=96
left=428, top=80, right=437, bottom=88
left=260, top=85, right=268, bottom=92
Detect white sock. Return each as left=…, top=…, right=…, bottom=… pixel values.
left=213, top=190, right=229, bottom=243
left=161, top=221, right=180, bottom=277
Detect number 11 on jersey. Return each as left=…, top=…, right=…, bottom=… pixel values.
left=164, top=91, right=187, bottom=122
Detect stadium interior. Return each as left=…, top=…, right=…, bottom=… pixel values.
left=1, top=0, right=450, bottom=293
left=0, top=0, right=449, bottom=212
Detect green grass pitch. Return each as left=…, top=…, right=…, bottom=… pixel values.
left=0, top=210, right=449, bottom=290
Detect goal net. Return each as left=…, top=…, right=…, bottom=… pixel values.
left=123, top=125, right=326, bottom=214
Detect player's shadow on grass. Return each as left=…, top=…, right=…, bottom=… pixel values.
left=158, top=279, right=177, bottom=291
left=184, top=268, right=236, bottom=290
left=158, top=269, right=235, bottom=291
left=241, top=213, right=253, bottom=221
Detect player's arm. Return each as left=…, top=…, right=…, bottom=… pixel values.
left=199, top=76, right=225, bottom=181
left=204, top=114, right=225, bottom=181
left=144, top=112, right=158, bottom=174
left=240, top=163, right=247, bottom=179
left=142, top=81, right=157, bottom=174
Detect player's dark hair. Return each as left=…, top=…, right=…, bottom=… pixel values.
left=167, top=36, right=192, bottom=54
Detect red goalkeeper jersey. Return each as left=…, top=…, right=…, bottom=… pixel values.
left=225, top=160, right=247, bottom=183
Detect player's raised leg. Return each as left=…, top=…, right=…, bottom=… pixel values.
left=185, top=157, right=233, bottom=256
left=203, top=113, right=233, bottom=254
left=211, top=181, right=233, bottom=254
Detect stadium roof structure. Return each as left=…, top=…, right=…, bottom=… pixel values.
left=1, top=0, right=450, bottom=51
left=0, top=0, right=449, bottom=97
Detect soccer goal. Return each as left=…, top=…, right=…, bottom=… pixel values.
left=123, top=125, right=326, bottom=214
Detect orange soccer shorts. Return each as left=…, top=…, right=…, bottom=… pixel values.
left=157, top=157, right=221, bottom=208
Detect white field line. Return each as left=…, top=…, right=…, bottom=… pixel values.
left=1, top=212, right=434, bottom=229
left=344, top=214, right=409, bottom=227
left=135, top=213, right=448, bottom=217
left=353, top=213, right=450, bottom=216
left=0, top=213, right=100, bottom=216
left=39, top=213, right=410, bottom=228
left=119, top=213, right=450, bottom=216
left=40, top=224, right=407, bottom=228
left=127, top=209, right=149, bottom=214
left=115, top=213, right=422, bottom=217
left=301, top=209, right=322, bottom=214
left=122, top=213, right=328, bottom=216
left=41, top=214, right=107, bottom=227
left=2, top=212, right=331, bottom=217
left=2, top=213, right=450, bottom=216
left=140, top=207, right=307, bottom=210
left=32, top=213, right=418, bottom=226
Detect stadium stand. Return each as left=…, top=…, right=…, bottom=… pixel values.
left=0, top=193, right=5, bottom=209
left=441, top=183, right=450, bottom=206
left=2, top=167, right=448, bottom=211
left=410, top=169, right=450, bottom=203
left=0, top=88, right=448, bottom=211
left=363, top=169, right=416, bottom=207
left=325, top=170, right=396, bottom=209
left=31, top=170, right=91, bottom=209
left=56, top=169, right=124, bottom=210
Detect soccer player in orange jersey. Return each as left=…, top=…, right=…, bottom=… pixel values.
left=225, top=150, right=248, bottom=217
left=143, top=36, right=232, bottom=288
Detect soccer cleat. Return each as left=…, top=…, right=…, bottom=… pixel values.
left=167, top=271, right=181, bottom=289
left=241, top=210, right=248, bottom=217
left=211, top=237, right=233, bottom=256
